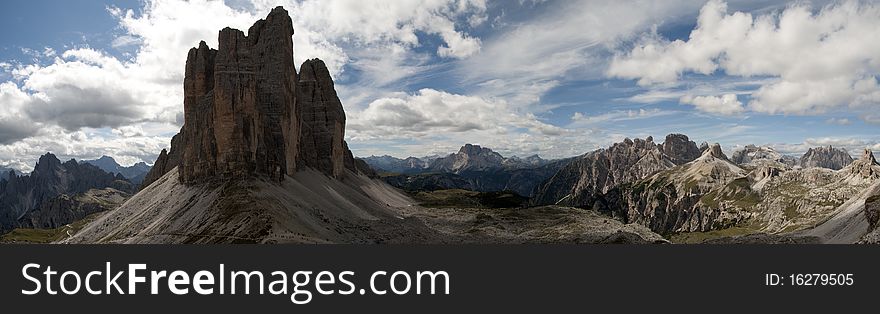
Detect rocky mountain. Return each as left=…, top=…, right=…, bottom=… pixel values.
left=861, top=193, right=880, bottom=243
left=731, top=145, right=798, bottom=167
left=82, top=156, right=151, bottom=186
left=527, top=134, right=880, bottom=241
left=799, top=146, right=853, bottom=170
left=531, top=134, right=701, bottom=207
left=66, top=7, right=430, bottom=244
left=428, top=144, right=507, bottom=173
left=363, top=145, right=562, bottom=197
left=598, top=145, right=880, bottom=238
left=361, top=155, right=431, bottom=174
left=366, top=150, right=543, bottom=172
left=0, top=167, right=22, bottom=177
left=384, top=158, right=571, bottom=197
left=505, top=154, right=550, bottom=167
left=0, top=153, right=134, bottom=234
left=598, top=143, right=748, bottom=234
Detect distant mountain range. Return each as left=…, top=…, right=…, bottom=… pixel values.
left=0, top=153, right=135, bottom=235
left=81, top=156, right=152, bottom=186
left=361, top=144, right=567, bottom=197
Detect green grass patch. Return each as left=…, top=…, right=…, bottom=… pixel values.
left=0, top=212, right=101, bottom=244
left=669, top=227, right=757, bottom=244
left=411, top=189, right=527, bottom=209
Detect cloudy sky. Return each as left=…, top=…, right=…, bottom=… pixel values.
left=1, top=0, right=879, bottom=171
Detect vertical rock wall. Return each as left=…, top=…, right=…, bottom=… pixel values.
left=145, top=6, right=365, bottom=187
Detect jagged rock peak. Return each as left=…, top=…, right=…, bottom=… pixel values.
left=699, top=141, right=710, bottom=153
left=34, top=153, right=62, bottom=174
left=149, top=7, right=368, bottom=186
left=459, top=144, right=492, bottom=155
left=800, top=146, right=853, bottom=170
left=179, top=6, right=298, bottom=184
left=862, top=148, right=878, bottom=165
left=702, top=143, right=729, bottom=160
left=661, top=133, right=702, bottom=165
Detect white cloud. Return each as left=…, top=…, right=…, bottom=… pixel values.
left=773, top=136, right=880, bottom=157
left=608, top=0, right=880, bottom=115
left=347, top=88, right=564, bottom=140
left=0, top=126, right=171, bottom=172
left=463, top=0, right=702, bottom=114
left=0, top=82, right=39, bottom=144
left=679, top=93, right=745, bottom=115
left=0, top=0, right=492, bottom=169
left=260, top=0, right=487, bottom=61
left=826, top=117, right=852, bottom=125
left=569, top=108, right=670, bottom=126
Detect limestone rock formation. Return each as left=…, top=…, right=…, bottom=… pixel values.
left=865, top=194, right=880, bottom=233
left=799, top=146, right=853, bottom=170
left=180, top=6, right=296, bottom=183
left=661, top=133, right=703, bottom=164
left=429, top=144, right=507, bottom=173
left=531, top=134, right=700, bottom=207
left=598, top=143, right=749, bottom=234
left=141, top=132, right=185, bottom=189
left=839, top=148, right=880, bottom=184
left=731, top=144, right=798, bottom=167
left=0, top=153, right=134, bottom=233
left=297, top=58, right=346, bottom=177
left=144, top=7, right=367, bottom=187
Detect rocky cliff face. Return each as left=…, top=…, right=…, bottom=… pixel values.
left=145, top=7, right=366, bottom=187
left=731, top=145, right=798, bottom=167
left=141, top=132, right=186, bottom=189
left=180, top=7, right=296, bottom=183
left=800, top=146, right=853, bottom=170
left=662, top=134, right=703, bottom=165
left=0, top=153, right=134, bottom=233
left=615, top=145, right=880, bottom=237
left=531, top=134, right=700, bottom=207
left=598, top=143, right=749, bottom=234
left=429, top=144, right=507, bottom=173
left=865, top=194, right=880, bottom=234
left=297, top=58, right=346, bottom=177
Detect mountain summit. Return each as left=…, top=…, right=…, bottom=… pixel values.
left=66, top=7, right=428, bottom=244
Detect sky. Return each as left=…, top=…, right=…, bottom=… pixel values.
left=1, top=0, right=879, bottom=172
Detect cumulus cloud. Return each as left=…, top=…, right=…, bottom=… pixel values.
left=0, top=82, right=39, bottom=144
left=608, top=0, right=880, bottom=116
left=347, top=88, right=564, bottom=140
left=0, top=0, right=492, bottom=169
left=0, top=126, right=171, bottom=172
left=679, top=93, right=745, bottom=115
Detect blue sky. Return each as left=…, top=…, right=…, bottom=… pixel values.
left=0, top=0, right=879, bottom=171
